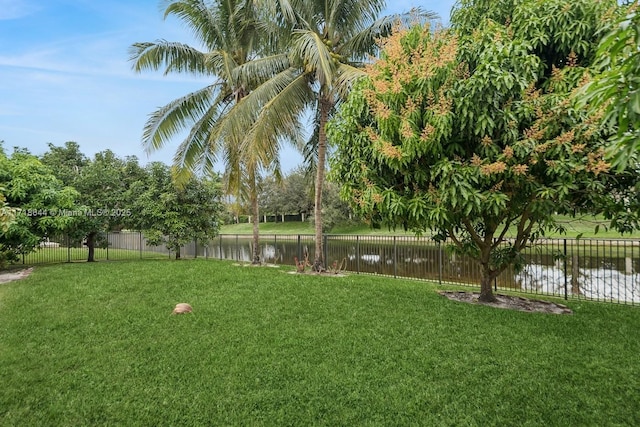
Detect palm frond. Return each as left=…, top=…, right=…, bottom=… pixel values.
left=205, top=50, right=240, bottom=85
left=241, top=71, right=314, bottom=167
left=324, top=0, right=386, bottom=37
left=162, top=0, right=224, bottom=50
left=333, top=62, right=367, bottom=100
left=291, top=30, right=335, bottom=88
left=129, top=40, right=210, bottom=76
left=171, top=91, right=231, bottom=180
left=141, top=84, right=221, bottom=153
left=233, top=53, right=291, bottom=88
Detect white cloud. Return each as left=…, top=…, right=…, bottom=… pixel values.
left=0, top=0, right=40, bottom=20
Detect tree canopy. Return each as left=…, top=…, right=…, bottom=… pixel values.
left=581, top=2, right=640, bottom=168
left=130, top=162, right=224, bottom=259
left=329, top=0, right=635, bottom=301
left=0, top=146, right=78, bottom=266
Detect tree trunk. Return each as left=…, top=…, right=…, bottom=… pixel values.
left=250, top=169, right=261, bottom=265
left=86, top=232, right=96, bottom=262
left=313, top=96, right=331, bottom=272
left=479, top=263, right=498, bottom=303
left=175, top=246, right=181, bottom=260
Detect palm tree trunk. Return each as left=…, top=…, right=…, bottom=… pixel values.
left=313, top=96, right=331, bottom=271
left=250, top=168, right=261, bottom=264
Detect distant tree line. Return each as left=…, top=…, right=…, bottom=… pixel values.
left=0, top=141, right=224, bottom=266
left=0, top=140, right=357, bottom=268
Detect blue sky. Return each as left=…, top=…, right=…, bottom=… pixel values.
left=0, top=0, right=455, bottom=172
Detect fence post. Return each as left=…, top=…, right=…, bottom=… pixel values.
left=67, top=234, right=71, bottom=263
left=393, top=236, right=397, bottom=278
left=563, top=239, right=568, bottom=300
left=323, top=234, right=328, bottom=267
left=438, top=241, right=442, bottom=285
left=356, top=235, right=360, bottom=274
left=139, top=232, right=143, bottom=259
left=219, top=235, right=223, bottom=260
left=106, top=237, right=109, bottom=261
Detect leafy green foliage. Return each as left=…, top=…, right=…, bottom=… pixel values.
left=41, top=144, right=145, bottom=261
left=329, top=0, right=633, bottom=300
left=0, top=147, right=78, bottom=267
left=582, top=3, right=640, bottom=168
left=130, top=163, right=224, bottom=258
left=0, top=187, right=16, bottom=234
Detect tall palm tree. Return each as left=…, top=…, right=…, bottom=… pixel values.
left=225, top=0, right=436, bottom=270
left=129, top=0, right=293, bottom=263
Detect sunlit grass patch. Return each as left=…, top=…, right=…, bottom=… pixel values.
left=1, top=259, right=638, bottom=425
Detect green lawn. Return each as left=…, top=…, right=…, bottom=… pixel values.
left=1, top=259, right=639, bottom=425
left=19, top=247, right=169, bottom=265
left=222, top=214, right=637, bottom=238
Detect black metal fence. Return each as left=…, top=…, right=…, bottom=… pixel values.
left=13, top=231, right=640, bottom=305
left=19, top=232, right=182, bottom=264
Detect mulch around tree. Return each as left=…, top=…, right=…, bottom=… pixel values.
left=439, top=291, right=573, bottom=315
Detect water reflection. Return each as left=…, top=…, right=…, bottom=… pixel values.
left=202, top=235, right=639, bottom=303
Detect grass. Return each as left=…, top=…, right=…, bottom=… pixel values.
left=20, top=247, right=168, bottom=265
left=1, top=259, right=639, bottom=425
left=222, top=214, right=637, bottom=238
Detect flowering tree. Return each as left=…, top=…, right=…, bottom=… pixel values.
left=582, top=2, right=640, bottom=168
left=329, top=0, right=635, bottom=302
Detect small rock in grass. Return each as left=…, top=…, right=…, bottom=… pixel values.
left=172, top=303, right=193, bottom=315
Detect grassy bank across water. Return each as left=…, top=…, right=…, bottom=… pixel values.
left=222, top=214, right=637, bottom=239
left=1, top=259, right=638, bottom=425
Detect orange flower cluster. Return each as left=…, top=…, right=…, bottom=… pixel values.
left=371, top=79, right=390, bottom=95
left=403, top=96, right=419, bottom=117
left=400, top=121, right=414, bottom=139
left=502, top=145, right=514, bottom=159
left=378, top=140, right=403, bottom=160
left=435, top=90, right=452, bottom=115
left=372, top=102, right=393, bottom=120
left=365, top=127, right=379, bottom=143
left=534, top=142, right=550, bottom=153
left=471, top=154, right=483, bottom=166
left=555, top=129, right=575, bottom=145
left=587, top=150, right=611, bottom=176
left=511, top=164, right=528, bottom=176
left=571, top=143, right=586, bottom=153
left=371, top=193, right=384, bottom=204
left=524, top=123, right=545, bottom=141
left=550, top=65, right=563, bottom=83
left=566, top=51, right=578, bottom=67
left=481, top=135, right=493, bottom=147
left=524, top=82, right=541, bottom=101
left=480, top=161, right=507, bottom=175
left=420, top=124, right=435, bottom=141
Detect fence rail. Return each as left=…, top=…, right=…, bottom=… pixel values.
left=12, top=232, right=640, bottom=305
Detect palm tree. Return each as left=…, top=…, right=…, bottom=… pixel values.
left=226, top=0, right=436, bottom=270
left=129, top=0, right=293, bottom=264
